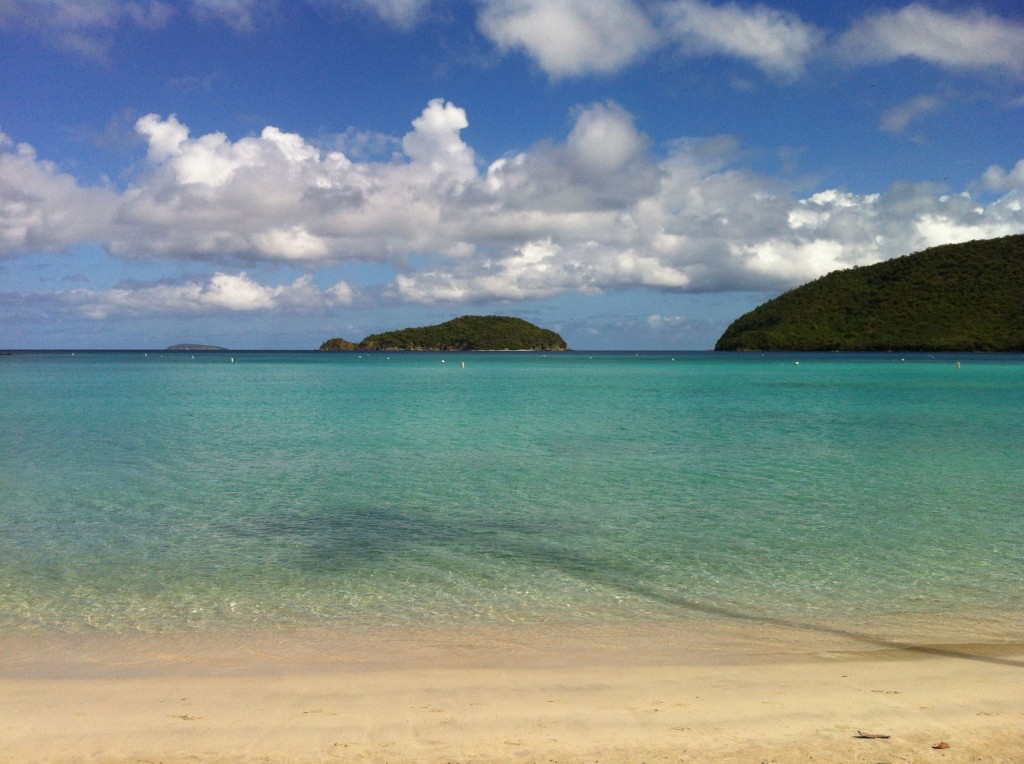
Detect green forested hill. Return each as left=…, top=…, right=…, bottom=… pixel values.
left=715, top=234, right=1024, bottom=351
left=321, top=315, right=569, bottom=351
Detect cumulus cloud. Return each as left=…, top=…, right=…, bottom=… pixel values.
left=567, top=101, right=647, bottom=177
left=658, top=0, right=822, bottom=80
left=401, top=99, right=477, bottom=183
left=981, top=160, right=1024, bottom=193
left=62, top=272, right=353, bottom=319
left=112, top=99, right=480, bottom=262
left=3, top=101, right=1024, bottom=309
left=0, top=132, right=118, bottom=254
left=477, top=0, right=660, bottom=77
left=835, top=4, right=1024, bottom=75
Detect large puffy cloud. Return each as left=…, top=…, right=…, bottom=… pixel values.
left=61, top=272, right=354, bottom=319
left=477, top=0, right=660, bottom=77
left=982, top=160, right=1024, bottom=193
left=835, top=4, right=1024, bottom=75
left=0, top=132, right=118, bottom=254
left=115, top=99, right=476, bottom=261
left=4, top=101, right=1024, bottom=312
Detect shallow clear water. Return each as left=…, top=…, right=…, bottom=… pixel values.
left=1, top=350, right=1022, bottom=637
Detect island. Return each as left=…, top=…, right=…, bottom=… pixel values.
left=320, top=315, right=569, bottom=352
left=166, top=343, right=229, bottom=351
left=715, top=234, right=1024, bottom=352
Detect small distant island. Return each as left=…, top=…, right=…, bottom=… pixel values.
left=320, top=315, right=569, bottom=352
left=166, top=343, right=228, bottom=351
left=715, top=234, right=1024, bottom=352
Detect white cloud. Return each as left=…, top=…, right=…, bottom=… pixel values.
left=401, top=99, right=477, bottom=184
left=63, top=272, right=353, bottom=319
left=477, top=1, right=1024, bottom=81
left=880, top=94, right=943, bottom=134
left=112, top=101, right=481, bottom=261
left=477, top=0, right=659, bottom=77
left=982, top=160, right=1024, bottom=193
left=0, top=133, right=118, bottom=254
left=8, top=0, right=1023, bottom=85
left=835, top=4, right=1024, bottom=75
left=648, top=314, right=686, bottom=328
left=567, top=101, right=647, bottom=177
left=3, top=102, right=1024, bottom=308
left=135, top=113, right=190, bottom=162
left=658, top=0, right=822, bottom=80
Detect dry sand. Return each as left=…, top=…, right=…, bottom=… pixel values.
left=3, top=620, right=1022, bottom=763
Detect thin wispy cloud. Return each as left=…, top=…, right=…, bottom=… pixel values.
left=658, top=0, right=822, bottom=81
left=880, top=95, right=944, bottom=134
left=834, top=3, right=1024, bottom=75
left=61, top=272, right=352, bottom=319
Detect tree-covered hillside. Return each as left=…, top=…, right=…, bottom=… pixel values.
left=321, top=315, right=569, bottom=351
left=715, top=235, right=1024, bottom=352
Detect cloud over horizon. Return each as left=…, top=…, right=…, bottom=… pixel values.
left=61, top=272, right=353, bottom=319
left=3, top=99, right=1023, bottom=320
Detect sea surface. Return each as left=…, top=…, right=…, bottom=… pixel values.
left=2, top=350, right=1022, bottom=644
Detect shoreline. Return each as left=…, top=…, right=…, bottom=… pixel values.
left=4, top=621, right=1022, bottom=762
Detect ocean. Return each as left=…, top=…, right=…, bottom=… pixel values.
left=2, top=350, right=1022, bottom=647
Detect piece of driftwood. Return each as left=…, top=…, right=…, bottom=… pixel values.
left=932, top=742, right=951, bottom=749
left=855, top=731, right=891, bottom=739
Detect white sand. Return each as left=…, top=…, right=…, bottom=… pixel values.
left=3, top=621, right=1022, bottom=762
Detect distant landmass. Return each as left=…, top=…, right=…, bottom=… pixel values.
left=715, top=234, right=1024, bottom=352
left=320, top=315, right=569, bottom=351
left=166, top=343, right=228, bottom=351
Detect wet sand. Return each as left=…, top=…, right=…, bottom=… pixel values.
left=3, top=621, right=1022, bottom=762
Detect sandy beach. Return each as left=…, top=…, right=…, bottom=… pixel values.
left=3, top=620, right=1022, bottom=763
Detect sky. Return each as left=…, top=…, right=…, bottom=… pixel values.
left=1, top=0, right=1023, bottom=350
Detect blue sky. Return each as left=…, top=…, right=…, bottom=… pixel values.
left=1, top=0, right=1022, bottom=349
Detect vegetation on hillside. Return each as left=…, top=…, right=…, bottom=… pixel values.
left=715, top=234, right=1024, bottom=351
left=320, top=315, right=569, bottom=351
left=319, top=337, right=359, bottom=351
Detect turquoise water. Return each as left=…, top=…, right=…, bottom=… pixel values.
left=1, top=351, right=1022, bottom=637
